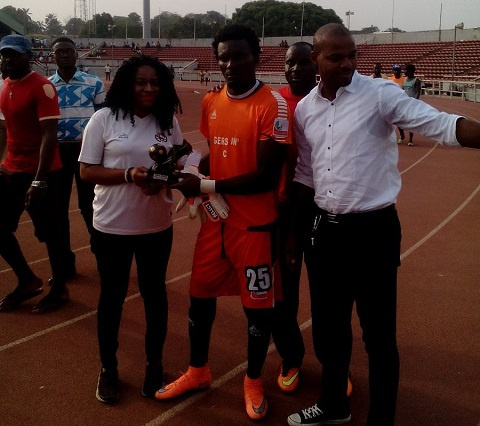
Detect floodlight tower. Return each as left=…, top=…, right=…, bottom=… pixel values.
left=345, top=10, right=354, bottom=30
left=88, top=0, right=97, bottom=36
left=143, top=0, right=151, bottom=38
left=451, top=22, right=464, bottom=82
left=74, top=0, right=88, bottom=21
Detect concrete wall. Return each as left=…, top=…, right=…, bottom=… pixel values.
left=354, top=27, right=480, bottom=44
left=66, top=26, right=479, bottom=50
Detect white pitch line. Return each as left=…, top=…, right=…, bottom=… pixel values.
left=399, top=144, right=437, bottom=175
left=1, top=181, right=478, bottom=424
left=145, top=174, right=480, bottom=425
left=0, top=215, right=190, bottom=275
left=400, top=183, right=480, bottom=261
left=145, top=319, right=313, bottom=425
left=10, top=138, right=432, bottom=229
left=0, top=272, right=192, bottom=353
left=1, top=137, right=479, bottom=425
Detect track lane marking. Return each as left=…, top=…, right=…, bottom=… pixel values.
left=1, top=127, right=478, bottom=424
left=400, top=183, right=480, bottom=261
left=0, top=272, right=192, bottom=353
left=145, top=318, right=312, bottom=425
left=1, top=180, right=478, bottom=425
left=0, top=215, right=190, bottom=275
left=399, top=144, right=437, bottom=175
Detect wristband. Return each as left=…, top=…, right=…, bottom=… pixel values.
left=125, top=167, right=134, bottom=183
left=200, top=179, right=216, bottom=194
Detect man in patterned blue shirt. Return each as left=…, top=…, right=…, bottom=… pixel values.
left=49, top=37, right=105, bottom=275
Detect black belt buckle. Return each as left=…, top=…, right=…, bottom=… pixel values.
left=326, top=213, right=339, bottom=224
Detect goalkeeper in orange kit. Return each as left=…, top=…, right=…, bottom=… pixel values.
left=156, top=24, right=292, bottom=421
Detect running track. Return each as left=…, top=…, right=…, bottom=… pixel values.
left=1, top=81, right=479, bottom=426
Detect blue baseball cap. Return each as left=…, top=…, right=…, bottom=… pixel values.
left=0, top=35, right=32, bottom=53
left=392, top=64, right=401, bottom=70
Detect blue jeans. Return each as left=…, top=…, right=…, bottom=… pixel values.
left=93, top=226, right=173, bottom=369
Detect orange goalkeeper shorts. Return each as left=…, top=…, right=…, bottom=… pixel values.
left=190, top=219, right=277, bottom=309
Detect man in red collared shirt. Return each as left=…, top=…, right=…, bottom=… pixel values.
left=0, top=35, right=69, bottom=314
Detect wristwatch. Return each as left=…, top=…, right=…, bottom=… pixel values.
left=31, top=180, right=48, bottom=189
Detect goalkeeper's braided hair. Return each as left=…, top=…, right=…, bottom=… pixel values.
left=106, top=55, right=182, bottom=134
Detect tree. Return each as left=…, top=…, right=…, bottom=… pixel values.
left=231, top=1, right=341, bottom=37
left=1, top=6, right=43, bottom=35
left=386, top=27, right=405, bottom=33
left=151, top=12, right=182, bottom=39
left=125, top=12, right=142, bottom=38
left=81, top=12, right=114, bottom=38
left=354, top=26, right=380, bottom=34
left=20, top=8, right=31, bottom=34
left=2, top=1, right=342, bottom=40
left=44, top=13, right=63, bottom=36
left=169, top=16, right=196, bottom=39
left=111, top=14, right=142, bottom=39
left=64, top=17, right=85, bottom=36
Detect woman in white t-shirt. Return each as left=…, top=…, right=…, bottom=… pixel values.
left=79, top=55, right=184, bottom=404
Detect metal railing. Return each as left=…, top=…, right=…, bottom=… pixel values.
left=177, top=70, right=287, bottom=85
left=422, top=79, right=480, bottom=102
left=176, top=72, right=479, bottom=102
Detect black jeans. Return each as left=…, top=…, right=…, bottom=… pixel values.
left=58, top=142, right=95, bottom=258
left=304, top=206, right=401, bottom=426
left=0, top=169, right=68, bottom=286
left=93, top=226, right=173, bottom=369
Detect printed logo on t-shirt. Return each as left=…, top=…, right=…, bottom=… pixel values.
left=273, top=117, right=289, bottom=139
left=155, top=132, right=168, bottom=143
left=119, top=133, right=128, bottom=139
left=210, top=110, right=217, bottom=120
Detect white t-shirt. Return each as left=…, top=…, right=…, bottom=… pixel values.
left=79, top=107, right=184, bottom=235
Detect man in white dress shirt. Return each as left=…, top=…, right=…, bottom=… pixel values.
left=287, top=23, right=480, bottom=426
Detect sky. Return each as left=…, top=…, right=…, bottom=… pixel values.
left=3, top=0, right=480, bottom=34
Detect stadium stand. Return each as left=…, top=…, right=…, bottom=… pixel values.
left=33, top=40, right=480, bottom=81
left=355, top=40, right=480, bottom=80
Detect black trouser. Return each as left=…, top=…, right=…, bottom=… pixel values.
left=93, top=226, right=173, bottom=369
left=271, top=202, right=306, bottom=369
left=304, top=205, right=401, bottom=426
left=58, top=142, right=95, bottom=257
left=0, top=169, right=68, bottom=287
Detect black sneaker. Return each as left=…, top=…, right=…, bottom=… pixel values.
left=96, top=368, right=119, bottom=404
left=287, top=403, right=351, bottom=425
left=142, top=364, right=164, bottom=397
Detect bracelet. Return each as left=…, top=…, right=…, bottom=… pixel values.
left=124, top=167, right=134, bottom=183
left=200, top=179, right=216, bottom=194
left=31, top=180, right=48, bottom=189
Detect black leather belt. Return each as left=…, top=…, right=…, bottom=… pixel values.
left=310, top=204, right=396, bottom=246
left=314, top=204, right=396, bottom=225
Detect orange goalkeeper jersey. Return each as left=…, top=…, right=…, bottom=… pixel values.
left=200, top=82, right=292, bottom=229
